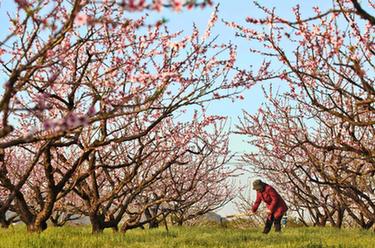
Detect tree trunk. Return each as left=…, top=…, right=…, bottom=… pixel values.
left=0, top=221, right=9, bottom=228
left=0, top=211, right=9, bottom=228
left=144, top=208, right=159, bottom=229
left=89, top=214, right=105, bottom=234
left=14, top=194, right=36, bottom=232
left=0, top=220, right=9, bottom=228
left=336, top=207, right=345, bottom=229
left=176, top=219, right=183, bottom=226
left=120, top=218, right=144, bottom=233
left=362, top=221, right=374, bottom=230
left=26, top=221, right=48, bottom=233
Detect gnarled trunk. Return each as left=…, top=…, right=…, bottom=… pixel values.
left=14, top=189, right=56, bottom=233
left=0, top=210, right=11, bottom=228
left=26, top=221, right=48, bottom=233
left=89, top=213, right=105, bottom=234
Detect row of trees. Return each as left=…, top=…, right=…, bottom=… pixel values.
left=237, top=0, right=374, bottom=229
left=0, top=0, right=373, bottom=233
left=0, top=0, right=254, bottom=233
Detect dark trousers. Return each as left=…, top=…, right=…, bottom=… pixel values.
left=263, top=214, right=283, bottom=234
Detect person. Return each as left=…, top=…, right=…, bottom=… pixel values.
left=251, top=179, right=288, bottom=234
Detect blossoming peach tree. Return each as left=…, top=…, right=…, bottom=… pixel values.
left=0, top=0, right=254, bottom=232
left=234, top=0, right=374, bottom=228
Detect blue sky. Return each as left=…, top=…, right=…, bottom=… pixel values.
left=0, top=0, right=334, bottom=216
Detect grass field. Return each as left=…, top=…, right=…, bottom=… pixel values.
left=0, top=225, right=373, bottom=248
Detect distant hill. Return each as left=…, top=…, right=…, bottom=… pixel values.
left=204, top=212, right=224, bottom=223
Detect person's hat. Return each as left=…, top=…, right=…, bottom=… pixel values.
left=252, top=179, right=265, bottom=190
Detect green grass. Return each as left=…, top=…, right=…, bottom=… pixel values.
left=0, top=225, right=373, bottom=248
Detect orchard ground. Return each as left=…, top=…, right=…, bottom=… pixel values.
left=0, top=225, right=373, bottom=248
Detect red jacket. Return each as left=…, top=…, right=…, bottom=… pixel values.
left=252, top=184, right=287, bottom=219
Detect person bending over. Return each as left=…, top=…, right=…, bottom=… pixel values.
left=251, top=179, right=288, bottom=234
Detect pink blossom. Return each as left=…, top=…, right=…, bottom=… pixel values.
left=171, top=0, right=183, bottom=12
left=75, top=13, right=88, bottom=26
left=202, top=6, right=218, bottom=41
left=152, top=0, right=163, bottom=12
